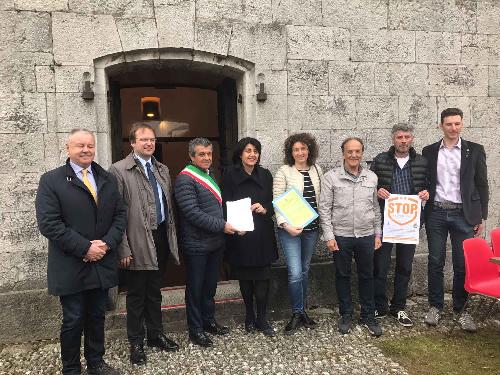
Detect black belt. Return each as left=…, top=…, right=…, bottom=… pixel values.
left=434, top=201, right=462, bottom=209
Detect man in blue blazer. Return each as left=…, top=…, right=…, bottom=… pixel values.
left=36, top=129, right=126, bottom=374
left=422, top=108, right=489, bottom=332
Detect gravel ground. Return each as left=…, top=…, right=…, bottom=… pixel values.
left=1, top=296, right=496, bottom=375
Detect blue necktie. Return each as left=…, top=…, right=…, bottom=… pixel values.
left=146, top=162, right=162, bottom=225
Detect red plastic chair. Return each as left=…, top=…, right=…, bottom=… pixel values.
left=491, top=228, right=500, bottom=260
left=463, top=238, right=500, bottom=297
left=452, top=238, right=500, bottom=331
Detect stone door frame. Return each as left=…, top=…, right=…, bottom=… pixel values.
left=93, top=49, right=256, bottom=167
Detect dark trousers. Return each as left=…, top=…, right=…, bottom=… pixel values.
left=239, top=279, right=270, bottom=325
left=374, top=242, right=416, bottom=314
left=59, top=288, right=108, bottom=374
left=184, top=248, right=223, bottom=334
left=426, top=207, right=475, bottom=312
left=125, top=222, right=169, bottom=345
left=333, top=235, right=375, bottom=320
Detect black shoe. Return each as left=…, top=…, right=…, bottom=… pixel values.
left=301, top=311, right=317, bottom=329
left=245, top=321, right=256, bottom=333
left=284, top=313, right=303, bottom=335
left=338, top=314, right=353, bottom=335
left=147, top=333, right=180, bottom=352
left=129, top=343, right=146, bottom=365
left=256, top=321, right=276, bottom=337
left=360, top=318, right=383, bottom=337
left=87, top=360, right=120, bottom=375
left=203, top=321, right=230, bottom=335
left=374, top=310, right=388, bottom=319
left=189, top=331, right=213, bottom=347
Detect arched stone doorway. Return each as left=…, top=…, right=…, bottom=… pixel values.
left=94, top=49, right=256, bottom=287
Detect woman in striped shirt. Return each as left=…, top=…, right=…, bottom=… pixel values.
left=273, top=133, right=323, bottom=335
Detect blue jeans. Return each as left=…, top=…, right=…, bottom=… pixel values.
left=59, top=288, right=108, bottom=374
left=278, top=228, right=319, bottom=313
left=333, top=235, right=376, bottom=320
left=426, top=207, right=474, bottom=312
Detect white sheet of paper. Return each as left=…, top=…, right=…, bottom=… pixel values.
left=226, top=197, right=254, bottom=231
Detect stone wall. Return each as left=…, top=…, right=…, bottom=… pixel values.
left=0, top=0, right=499, bottom=342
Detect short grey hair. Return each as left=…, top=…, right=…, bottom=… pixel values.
left=188, top=137, right=212, bottom=157
left=67, top=128, right=95, bottom=143
left=391, top=123, right=414, bottom=135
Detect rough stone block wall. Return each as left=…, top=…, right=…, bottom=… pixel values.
left=0, top=0, right=499, bottom=341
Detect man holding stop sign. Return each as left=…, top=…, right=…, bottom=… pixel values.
left=370, top=123, right=429, bottom=328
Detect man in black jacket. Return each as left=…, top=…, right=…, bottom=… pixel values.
left=36, top=129, right=126, bottom=375
left=173, top=138, right=237, bottom=347
left=370, top=124, right=429, bottom=328
left=423, top=108, right=489, bottom=332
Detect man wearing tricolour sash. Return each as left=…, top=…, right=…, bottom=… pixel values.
left=174, top=137, right=238, bottom=347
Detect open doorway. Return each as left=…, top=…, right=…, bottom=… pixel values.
left=120, top=86, right=221, bottom=181
left=107, top=62, right=239, bottom=287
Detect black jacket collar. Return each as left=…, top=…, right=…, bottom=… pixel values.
left=231, top=165, right=264, bottom=187
left=431, top=138, right=469, bottom=156
left=64, top=158, right=108, bottom=189
left=388, top=146, right=417, bottom=160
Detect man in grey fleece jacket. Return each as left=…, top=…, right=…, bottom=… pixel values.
left=319, top=137, right=383, bottom=337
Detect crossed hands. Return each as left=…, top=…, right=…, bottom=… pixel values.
left=84, top=240, right=108, bottom=262
left=326, top=236, right=382, bottom=252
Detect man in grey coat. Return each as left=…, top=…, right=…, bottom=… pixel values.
left=319, top=137, right=383, bottom=337
left=109, top=123, right=180, bottom=365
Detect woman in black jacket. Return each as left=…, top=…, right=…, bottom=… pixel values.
left=222, top=137, right=278, bottom=336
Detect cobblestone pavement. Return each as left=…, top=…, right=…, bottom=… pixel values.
left=1, top=296, right=496, bottom=375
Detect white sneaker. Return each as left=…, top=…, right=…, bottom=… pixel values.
left=394, top=310, right=413, bottom=327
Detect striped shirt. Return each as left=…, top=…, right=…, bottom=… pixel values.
left=299, top=170, right=319, bottom=231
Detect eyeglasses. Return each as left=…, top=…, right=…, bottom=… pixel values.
left=138, top=138, right=156, bottom=143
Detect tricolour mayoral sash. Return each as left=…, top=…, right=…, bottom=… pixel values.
left=179, top=164, right=222, bottom=205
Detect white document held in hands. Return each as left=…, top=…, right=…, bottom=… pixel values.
left=226, top=197, right=254, bottom=231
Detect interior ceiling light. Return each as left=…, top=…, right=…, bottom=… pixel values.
left=141, top=97, right=161, bottom=121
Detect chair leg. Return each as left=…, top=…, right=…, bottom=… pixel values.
left=472, top=296, right=484, bottom=322
left=482, top=299, right=497, bottom=323
left=449, top=295, right=470, bottom=334
left=494, top=300, right=500, bottom=318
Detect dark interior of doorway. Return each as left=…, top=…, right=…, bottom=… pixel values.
left=107, top=61, right=239, bottom=288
